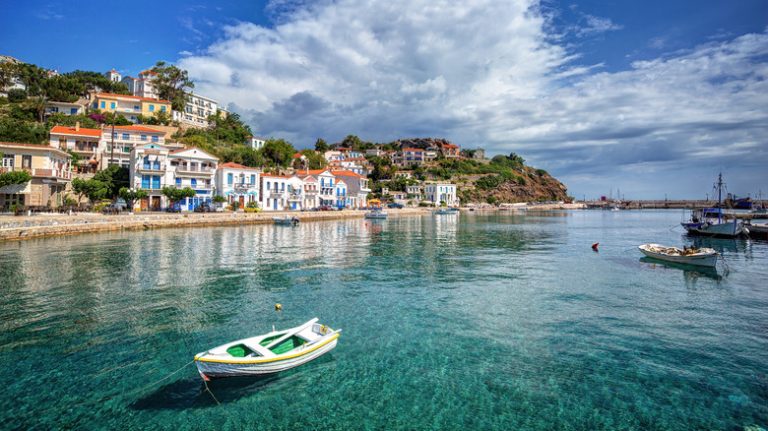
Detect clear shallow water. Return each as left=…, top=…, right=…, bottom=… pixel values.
left=0, top=210, right=766, bottom=430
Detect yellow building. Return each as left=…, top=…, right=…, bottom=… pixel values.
left=0, top=142, right=72, bottom=210
left=91, top=92, right=172, bottom=123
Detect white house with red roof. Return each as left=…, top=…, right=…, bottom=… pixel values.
left=296, top=174, right=320, bottom=209
left=216, top=162, right=260, bottom=208
left=303, top=169, right=338, bottom=208
left=331, top=170, right=370, bottom=208
left=49, top=123, right=102, bottom=173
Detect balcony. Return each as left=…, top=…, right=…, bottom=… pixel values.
left=0, top=166, right=71, bottom=180
left=232, top=183, right=256, bottom=193
left=175, top=166, right=215, bottom=176
left=304, top=189, right=318, bottom=195
left=269, top=191, right=285, bottom=199
left=138, top=164, right=166, bottom=172
left=288, top=194, right=302, bottom=201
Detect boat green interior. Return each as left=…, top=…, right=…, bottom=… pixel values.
left=269, top=335, right=307, bottom=355
left=226, top=344, right=255, bottom=358
left=259, top=333, right=286, bottom=347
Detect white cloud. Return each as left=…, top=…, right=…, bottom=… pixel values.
left=178, top=0, right=768, bottom=198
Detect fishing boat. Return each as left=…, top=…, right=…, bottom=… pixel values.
left=745, top=222, right=768, bottom=239
left=434, top=208, right=454, bottom=215
left=273, top=216, right=299, bottom=226
left=681, top=173, right=748, bottom=238
left=638, top=244, right=718, bottom=267
left=364, top=209, right=388, bottom=219
left=194, top=318, right=341, bottom=380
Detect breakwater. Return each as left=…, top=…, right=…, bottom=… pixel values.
left=0, top=208, right=428, bottom=241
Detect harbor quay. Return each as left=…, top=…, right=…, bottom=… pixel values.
left=0, top=207, right=429, bottom=241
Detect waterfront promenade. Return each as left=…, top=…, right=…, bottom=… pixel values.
left=0, top=208, right=429, bottom=241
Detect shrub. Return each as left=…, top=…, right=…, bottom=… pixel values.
left=7, top=88, right=27, bottom=102
left=246, top=201, right=258, bottom=209
left=244, top=207, right=260, bottom=213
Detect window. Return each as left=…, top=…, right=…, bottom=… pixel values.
left=151, top=136, right=159, bottom=143
left=122, top=133, right=129, bottom=140
left=175, top=178, right=181, bottom=186
left=141, top=175, right=150, bottom=189
left=151, top=175, right=160, bottom=189
left=50, top=106, right=59, bottom=113
left=227, top=173, right=233, bottom=185
left=149, top=105, right=155, bottom=112
left=160, top=106, right=167, bottom=112
left=112, top=132, right=118, bottom=139
left=250, top=175, right=256, bottom=185
left=110, top=102, right=116, bottom=109
left=100, top=101, right=106, bottom=109
left=2, top=155, right=14, bottom=168
left=21, top=155, right=32, bottom=169
left=140, top=135, right=147, bottom=141
left=134, top=105, right=140, bottom=111
left=143, top=156, right=151, bottom=169
left=266, top=181, right=270, bottom=190
left=191, top=179, right=197, bottom=187
left=70, top=108, right=78, bottom=115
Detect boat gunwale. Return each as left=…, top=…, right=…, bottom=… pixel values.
left=195, top=332, right=340, bottom=364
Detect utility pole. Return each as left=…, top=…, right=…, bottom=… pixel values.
left=110, top=115, right=116, bottom=167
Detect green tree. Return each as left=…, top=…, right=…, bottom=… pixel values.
left=93, top=165, right=129, bottom=198
left=71, top=177, right=109, bottom=203
left=0, top=170, right=32, bottom=188
left=43, top=75, right=85, bottom=102
left=0, top=117, right=48, bottom=144
left=7, top=88, right=27, bottom=102
left=118, top=187, right=148, bottom=212
left=64, top=70, right=131, bottom=95
left=260, top=138, right=296, bottom=167
left=162, top=186, right=196, bottom=205
left=150, top=61, right=194, bottom=111
left=339, top=134, right=363, bottom=149
left=0, top=62, right=18, bottom=89
left=314, top=138, right=329, bottom=153
left=299, top=149, right=327, bottom=170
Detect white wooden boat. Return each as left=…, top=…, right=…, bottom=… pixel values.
left=194, top=318, right=341, bottom=380
left=638, top=244, right=718, bottom=267
left=364, top=209, right=388, bottom=219
left=434, top=208, right=453, bottom=215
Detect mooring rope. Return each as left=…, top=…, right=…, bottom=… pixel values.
left=129, top=360, right=195, bottom=398
left=203, top=379, right=221, bottom=405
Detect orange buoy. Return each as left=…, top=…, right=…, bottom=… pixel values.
left=591, top=242, right=599, bottom=251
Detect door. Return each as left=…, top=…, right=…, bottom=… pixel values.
left=140, top=198, right=148, bottom=211
left=239, top=196, right=245, bottom=207
left=151, top=196, right=161, bottom=210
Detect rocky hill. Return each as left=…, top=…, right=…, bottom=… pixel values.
left=451, top=166, right=570, bottom=204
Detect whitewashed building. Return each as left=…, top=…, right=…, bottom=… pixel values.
left=297, top=174, right=319, bottom=209
left=168, top=147, right=218, bottom=210
left=331, top=170, right=370, bottom=209
left=246, top=136, right=266, bottom=151
left=105, top=69, right=121, bottom=83
left=49, top=124, right=102, bottom=173
left=424, top=182, right=458, bottom=206
left=216, top=162, right=260, bottom=208
left=260, top=174, right=291, bottom=211
left=102, top=125, right=165, bottom=169
left=172, top=92, right=220, bottom=128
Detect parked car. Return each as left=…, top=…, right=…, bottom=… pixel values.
left=194, top=203, right=213, bottom=213
left=166, top=203, right=182, bottom=213
left=387, top=202, right=404, bottom=209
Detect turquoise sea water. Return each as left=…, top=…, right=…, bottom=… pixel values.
left=0, top=210, right=766, bottom=430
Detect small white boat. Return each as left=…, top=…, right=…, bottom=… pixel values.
left=434, top=208, right=453, bottom=215
left=364, top=209, right=388, bottom=219
left=194, top=318, right=341, bottom=380
left=273, top=216, right=299, bottom=226
left=638, top=243, right=718, bottom=267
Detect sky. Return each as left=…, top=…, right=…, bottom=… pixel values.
left=1, top=0, right=767, bottom=199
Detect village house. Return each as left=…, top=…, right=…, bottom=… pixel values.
left=102, top=124, right=165, bottom=169
left=215, top=162, right=260, bottom=208
left=0, top=142, right=72, bottom=210
left=91, top=93, right=171, bottom=123
left=49, top=124, right=102, bottom=173
left=424, top=182, right=458, bottom=206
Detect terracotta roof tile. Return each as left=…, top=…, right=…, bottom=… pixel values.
left=50, top=125, right=102, bottom=137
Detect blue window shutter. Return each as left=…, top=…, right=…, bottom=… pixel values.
left=149, top=105, right=155, bottom=112
left=251, top=175, right=255, bottom=184
left=175, top=178, right=181, bottom=186
left=110, top=102, right=116, bottom=109
left=227, top=173, right=233, bottom=185
left=152, top=136, right=158, bottom=143
left=100, top=101, right=105, bottom=109
left=122, top=133, right=129, bottom=140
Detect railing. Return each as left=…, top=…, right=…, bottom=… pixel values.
left=0, top=166, right=71, bottom=180
left=269, top=191, right=285, bottom=199
left=175, top=167, right=214, bottom=174
left=107, top=136, right=164, bottom=144
left=288, top=195, right=302, bottom=201
left=138, top=164, right=166, bottom=172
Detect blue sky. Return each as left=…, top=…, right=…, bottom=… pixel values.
left=2, top=0, right=767, bottom=199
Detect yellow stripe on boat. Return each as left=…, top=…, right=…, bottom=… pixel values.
left=195, top=333, right=340, bottom=364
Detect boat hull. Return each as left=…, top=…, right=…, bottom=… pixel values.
left=196, top=337, right=338, bottom=379
left=638, top=245, right=718, bottom=267
left=681, top=221, right=747, bottom=238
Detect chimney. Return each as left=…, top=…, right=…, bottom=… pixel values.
left=75, top=121, right=80, bottom=132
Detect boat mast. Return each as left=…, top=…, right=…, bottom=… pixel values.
left=715, top=173, right=724, bottom=223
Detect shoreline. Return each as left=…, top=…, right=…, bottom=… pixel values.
left=0, top=203, right=589, bottom=242
left=0, top=208, right=430, bottom=242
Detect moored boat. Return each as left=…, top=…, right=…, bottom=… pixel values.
left=273, top=216, right=299, bottom=226
left=681, top=173, right=748, bottom=238
left=364, top=209, right=388, bottom=219
left=638, top=243, right=718, bottom=267
left=434, top=208, right=453, bottom=215
left=194, top=318, right=341, bottom=380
